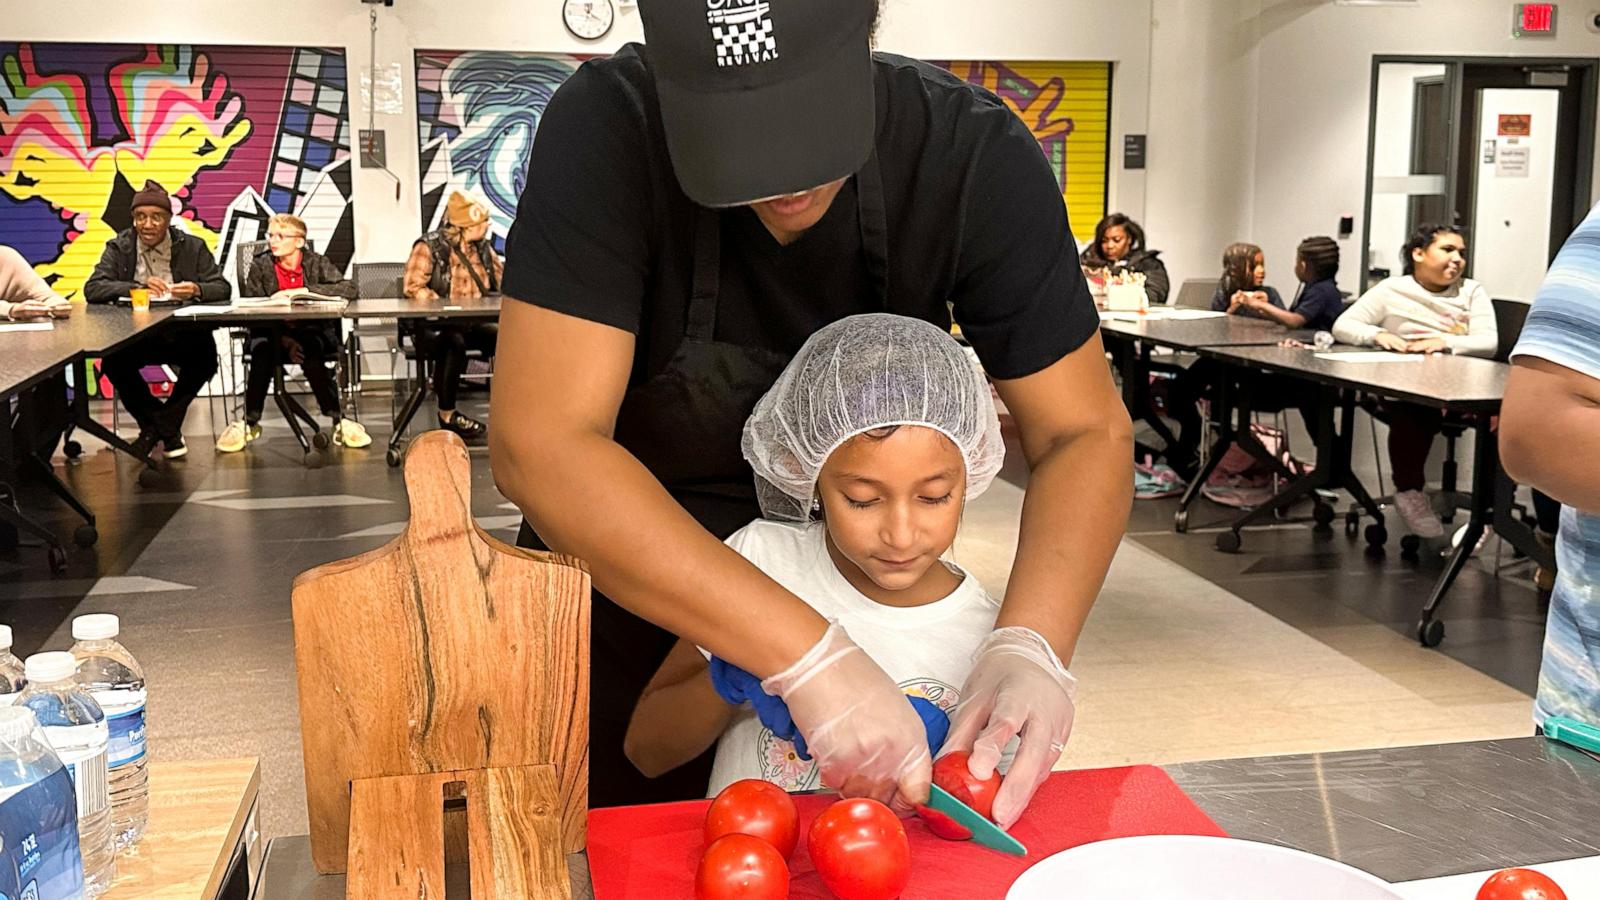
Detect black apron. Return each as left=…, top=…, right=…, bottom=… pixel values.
left=519, top=154, right=890, bottom=807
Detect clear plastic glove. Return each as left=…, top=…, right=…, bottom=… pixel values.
left=943, top=626, right=1078, bottom=829
left=761, top=621, right=932, bottom=811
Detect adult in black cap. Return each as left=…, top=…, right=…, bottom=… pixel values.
left=491, top=0, right=1131, bottom=823
left=85, top=180, right=230, bottom=459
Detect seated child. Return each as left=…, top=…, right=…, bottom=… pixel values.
left=624, top=313, right=1027, bottom=796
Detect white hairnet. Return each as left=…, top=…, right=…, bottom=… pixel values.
left=742, top=313, right=1006, bottom=521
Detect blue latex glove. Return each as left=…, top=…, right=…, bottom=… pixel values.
left=709, top=656, right=949, bottom=761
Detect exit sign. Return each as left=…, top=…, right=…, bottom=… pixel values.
left=1513, top=3, right=1557, bottom=36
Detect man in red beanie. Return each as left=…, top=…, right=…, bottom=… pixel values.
left=84, top=180, right=230, bottom=460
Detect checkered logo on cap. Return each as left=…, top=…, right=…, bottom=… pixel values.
left=706, top=0, right=778, bottom=68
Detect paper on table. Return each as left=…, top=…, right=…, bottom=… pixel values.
left=0, top=321, right=54, bottom=332
left=173, top=305, right=238, bottom=316
left=1313, top=351, right=1428, bottom=363
left=1392, top=854, right=1600, bottom=898
left=1098, top=308, right=1227, bottom=322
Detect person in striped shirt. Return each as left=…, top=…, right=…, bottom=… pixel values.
left=1502, top=201, right=1600, bottom=729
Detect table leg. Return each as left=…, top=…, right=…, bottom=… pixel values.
left=386, top=358, right=430, bottom=468
left=1416, top=418, right=1496, bottom=648
left=69, top=358, right=165, bottom=481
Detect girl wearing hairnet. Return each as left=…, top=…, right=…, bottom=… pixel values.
left=625, top=315, right=1076, bottom=809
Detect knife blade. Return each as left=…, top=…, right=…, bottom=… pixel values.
left=922, top=784, right=1028, bottom=856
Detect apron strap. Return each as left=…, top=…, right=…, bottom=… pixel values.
left=686, top=207, right=722, bottom=342
left=855, top=149, right=890, bottom=308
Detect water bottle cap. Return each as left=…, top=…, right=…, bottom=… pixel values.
left=0, top=707, right=39, bottom=742
left=72, top=614, right=120, bottom=641
left=0, top=625, right=11, bottom=650
left=24, top=652, right=77, bottom=684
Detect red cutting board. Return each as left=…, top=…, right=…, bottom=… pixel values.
left=588, top=765, right=1227, bottom=898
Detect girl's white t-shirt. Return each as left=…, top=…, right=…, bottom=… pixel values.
left=705, top=519, right=1001, bottom=797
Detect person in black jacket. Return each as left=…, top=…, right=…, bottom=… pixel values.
left=215, top=214, right=369, bottom=453
left=83, top=181, right=229, bottom=460
left=1080, top=213, right=1171, bottom=306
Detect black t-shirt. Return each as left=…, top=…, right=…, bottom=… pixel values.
left=503, top=46, right=1097, bottom=533
left=505, top=44, right=1096, bottom=375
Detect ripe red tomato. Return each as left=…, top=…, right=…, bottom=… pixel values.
left=696, top=833, right=789, bottom=900
left=807, top=798, right=910, bottom=900
left=932, top=751, right=1002, bottom=821
left=1477, top=868, right=1568, bottom=900
left=705, top=779, right=800, bottom=859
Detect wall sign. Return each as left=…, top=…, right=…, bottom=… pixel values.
left=1497, top=141, right=1531, bottom=177
left=1512, top=3, right=1557, bottom=37
left=1498, top=114, right=1533, bottom=136
left=1123, top=135, right=1147, bottom=170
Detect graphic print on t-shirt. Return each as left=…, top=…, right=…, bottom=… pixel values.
left=754, top=677, right=959, bottom=791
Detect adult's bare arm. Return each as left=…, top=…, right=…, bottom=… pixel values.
left=488, top=300, right=827, bottom=675
left=992, top=331, right=1134, bottom=662
left=1501, top=356, right=1600, bottom=512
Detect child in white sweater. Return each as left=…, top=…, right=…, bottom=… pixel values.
left=1332, top=225, right=1498, bottom=538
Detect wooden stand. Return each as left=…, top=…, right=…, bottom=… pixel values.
left=291, top=430, right=590, bottom=891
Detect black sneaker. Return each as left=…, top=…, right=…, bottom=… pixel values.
left=127, top=431, right=159, bottom=462
left=440, top=411, right=487, bottom=441
left=162, top=435, right=188, bottom=459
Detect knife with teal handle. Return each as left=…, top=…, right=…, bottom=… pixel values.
left=921, top=784, right=1029, bottom=856
left=1545, top=716, right=1600, bottom=759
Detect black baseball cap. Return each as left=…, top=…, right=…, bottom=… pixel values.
left=639, top=0, right=876, bottom=208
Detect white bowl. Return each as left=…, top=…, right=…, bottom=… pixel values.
left=1007, top=835, right=1404, bottom=900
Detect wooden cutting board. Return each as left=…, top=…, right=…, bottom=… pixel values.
left=291, top=430, right=591, bottom=876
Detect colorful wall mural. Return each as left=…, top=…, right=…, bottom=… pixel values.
left=0, top=42, right=354, bottom=299
left=414, top=50, right=591, bottom=251
left=414, top=51, right=1111, bottom=245
left=936, top=61, right=1111, bottom=238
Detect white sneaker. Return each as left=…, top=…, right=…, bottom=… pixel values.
left=215, top=420, right=259, bottom=453
left=1394, top=490, right=1445, bottom=539
left=1447, top=523, right=1494, bottom=557
left=333, top=418, right=372, bottom=449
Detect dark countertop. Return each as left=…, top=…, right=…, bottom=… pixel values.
left=1201, top=344, right=1507, bottom=411
left=255, top=738, right=1597, bottom=897
left=1099, top=313, right=1299, bottom=350
left=1, top=305, right=172, bottom=397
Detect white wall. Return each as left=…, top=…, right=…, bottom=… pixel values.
left=1249, top=0, right=1600, bottom=298
left=5, top=0, right=1155, bottom=264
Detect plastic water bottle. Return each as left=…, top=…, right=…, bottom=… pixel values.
left=0, top=705, right=86, bottom=898
left=71, top=614, right=148, bottom=850
left=20, top=652, right=116, bottom=897
left=0, top=626, right=26, bottom=705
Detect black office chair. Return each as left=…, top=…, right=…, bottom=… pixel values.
left=348, top=262, right=406, bottom=414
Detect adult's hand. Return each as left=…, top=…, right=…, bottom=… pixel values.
left=168, top=281, right=200, bottom=300
left=943, top=627, right=1077, bottom=829
left=1373, top=332, right=1410, bottom=353
left=144, top=276, right=172, bottom=297
left=6, top=299, right=58, bottom=319
left=761, top=622, right=932, bottom=812
left=1405, top=336, right=1450, bottom=355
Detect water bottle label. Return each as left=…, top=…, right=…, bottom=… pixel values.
left=106, top=706, right=147, bottom=768
left=0, top=766, right=85, bottom=899
left=62, top=750, right=109, bottom=819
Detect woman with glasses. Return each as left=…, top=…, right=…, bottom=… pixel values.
left=217, top=214, right=369, bottom=453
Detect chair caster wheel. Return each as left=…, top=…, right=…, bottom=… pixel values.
left=47, top=545, right=67, bottom=574
left=1215, top=531, right=1242, bottom=553
left=1400, top=534, right=1420, bottom=559
left=64, top=440, right=83, bottom=459
left=1313, top=503, right=1334, bottom=526
left=311, top=431, right=331, bottom=450
left=1417, top=618, right=1444, bottom=648
left=386, top=448, right=403, bottom=468
left=1174, top=509, right=1189, bottom=533
left=73, top=525, right=98, bottom=547
left=1365, top=524, right=1388, bottom=547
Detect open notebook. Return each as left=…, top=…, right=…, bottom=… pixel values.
left=235, top=290, right=349, bottom=308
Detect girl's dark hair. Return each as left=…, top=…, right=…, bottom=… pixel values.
left=1094, top=213, right=1146, bottom=257
left=1220, top=242, right=1263, bottom=295
left=1297, top=236, right=1340, bottom=282
left=1401, top=223, right=1461, bottom=275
